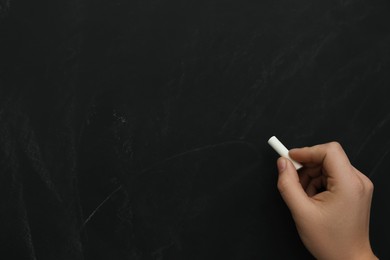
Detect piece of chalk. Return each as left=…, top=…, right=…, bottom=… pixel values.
left=268, top=136, right=303, bottom=170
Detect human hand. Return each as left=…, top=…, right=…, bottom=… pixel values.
left=276, top=142, right=377, bottom=260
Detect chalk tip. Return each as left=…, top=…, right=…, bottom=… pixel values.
left=267, top=135, right=277, bottom=144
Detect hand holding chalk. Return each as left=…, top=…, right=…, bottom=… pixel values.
left=268, top=136, right=303, bottom=170
left=273, top=142, right=377, bottom=260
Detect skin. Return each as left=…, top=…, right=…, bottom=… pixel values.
left=276, top=142, right=378, bottom=260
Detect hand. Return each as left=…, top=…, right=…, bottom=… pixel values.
left=276, top=142, right=377, bottom=260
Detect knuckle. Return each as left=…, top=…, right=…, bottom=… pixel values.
left=349, top=176, right=365, bottom=195
left=328, top=141, right=343, bottom=151
left=365, top=178, right=374, bottom=192
left=357, top=170, right=375, bottom=192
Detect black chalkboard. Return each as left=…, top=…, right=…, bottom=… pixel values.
left=1, top=0, right=390, bottom=259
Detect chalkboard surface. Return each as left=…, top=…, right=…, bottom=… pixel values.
left=1, top=0, right=390, bottom=259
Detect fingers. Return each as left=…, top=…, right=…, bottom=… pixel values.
left=277, top=157, right=312, bottom=215
left=289, top=142, right=354, bottom=181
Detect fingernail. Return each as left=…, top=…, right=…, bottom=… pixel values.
left=277, top=158, right=286, bottom=172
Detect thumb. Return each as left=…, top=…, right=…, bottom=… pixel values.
left=277, top=157, right=311, bottom=215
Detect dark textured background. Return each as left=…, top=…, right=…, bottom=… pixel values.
left=1, top=0, right=390, bottom=259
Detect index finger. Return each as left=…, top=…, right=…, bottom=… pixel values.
left=289, top=142, right=354, bottom=180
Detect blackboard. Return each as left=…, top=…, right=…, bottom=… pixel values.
left=1, top=0, right=389, bottom=259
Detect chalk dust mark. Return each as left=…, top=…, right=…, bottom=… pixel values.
left=369, top=149, right=390, bottom=178
left=135, top=140, right=258, bottom=177
left=81, top=185, right=123, bottom=229
left=354, top=112, right=390, bottom=160
left=81, top=140, right=258, bottom=227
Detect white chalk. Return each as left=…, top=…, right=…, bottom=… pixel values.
left=268, top=136, right=303, bottom=170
